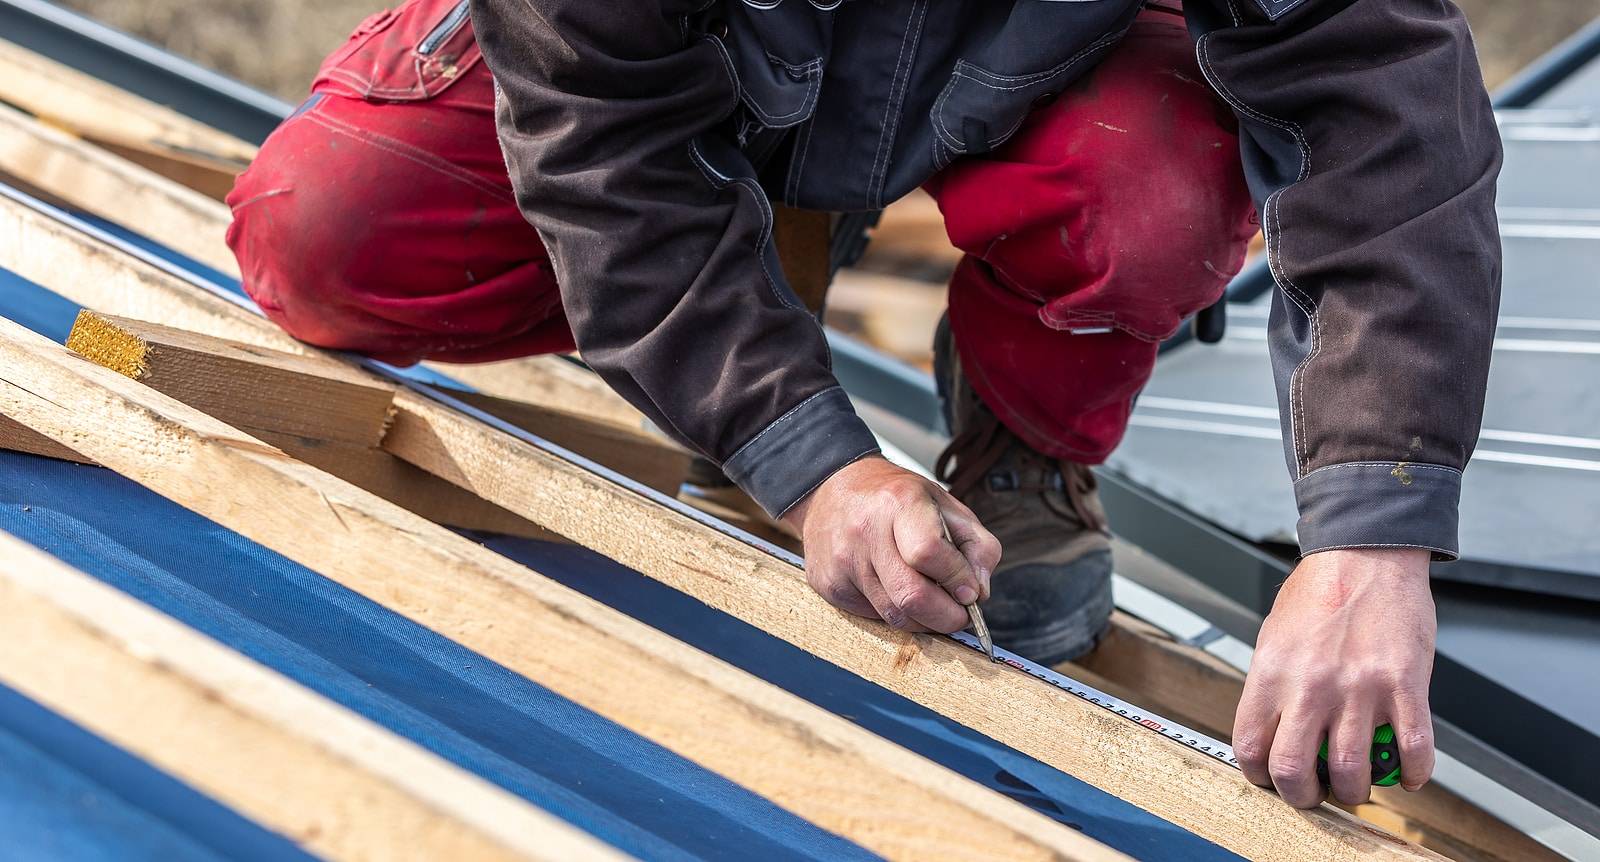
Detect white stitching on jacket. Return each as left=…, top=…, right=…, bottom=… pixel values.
left=870, top=0, right=929, bottom=207
left=1196, top=31, right=1316, bottom=477
left=687, top=140, right=795, bottom=312
left=1297, top=462, right=1463, bottom=478
left=725, top=386, right=841, bottom=466
left=932, top=29, right=1125, bottom=153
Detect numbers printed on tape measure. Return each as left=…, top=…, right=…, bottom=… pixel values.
left=951, top=630, right=1242, bottom=768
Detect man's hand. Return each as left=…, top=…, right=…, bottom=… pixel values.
left=1234, top=548, right=1437, bottom=809
left=783, top=456, right=1002, bottom=633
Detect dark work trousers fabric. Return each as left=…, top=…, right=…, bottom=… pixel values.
left=227, top=0, right=1255, bottom=464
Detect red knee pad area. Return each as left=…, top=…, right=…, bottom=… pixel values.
left=225, top=0, right=573, bottom=367
left=927, top=7, right=1257, bottom=461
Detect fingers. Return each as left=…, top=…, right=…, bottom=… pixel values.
left=1232, top=682, right=1278, bottom=789
left=873, top=538, right=968, bottom=632
left=1326, top=708, right=1377, bottom=805
left=855, top=558, right=932, bottom=632
left=1390, top=694, right=1435, bottom=792
left=892, top=498, right=981, bottom=605
left=933, top=494, right=1001, bottom=600
left=1267, top=711, right=1328, bottom=809
left=805, top=561, right=878, bottom=619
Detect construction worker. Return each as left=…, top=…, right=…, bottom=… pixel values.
left=227, top=0, right=1501, bottom=809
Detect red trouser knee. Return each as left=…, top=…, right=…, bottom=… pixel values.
left=225, top=0, right=573, bottom=367
left=228, top=1, right=1254, bottom=462
left=925, top=6, right=1257, bottom=462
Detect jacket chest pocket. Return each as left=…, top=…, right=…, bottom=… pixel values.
left=706, top=2, right=833, bottom=130
left=313, top=0, right=482, bottom=102
left=932, top=0, right=1137, bottom=157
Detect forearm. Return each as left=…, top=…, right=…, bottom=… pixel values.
left=471, top=0, right=878, bottom=515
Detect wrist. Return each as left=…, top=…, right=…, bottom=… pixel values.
left=780, top=454, right=891, bottom=531
left=1302, top=547, right=1430, bottom=580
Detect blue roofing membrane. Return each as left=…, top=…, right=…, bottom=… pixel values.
left=0, top=217, right=1241, bottom=860
left=0, top=683, right=313, bottom=862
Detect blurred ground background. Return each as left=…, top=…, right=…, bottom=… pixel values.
left=56, top=0, right=1600, bottom=103
left=51, top=0, right=1600, bottom=367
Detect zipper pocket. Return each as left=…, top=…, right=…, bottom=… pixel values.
left=417, top=1, right=471, bottom=56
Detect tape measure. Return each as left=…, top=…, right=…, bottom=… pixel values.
left=1318, top=724, right=1403, bottom=788
left=949, top=631, right=1401, bottom=792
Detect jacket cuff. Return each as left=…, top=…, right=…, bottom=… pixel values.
left=1293, top=462, right=1463, bottom=560
left=722, top=387, right=881, bottom=518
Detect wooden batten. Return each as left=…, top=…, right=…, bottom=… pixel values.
left=53, top=309, right=553, bottom=540
left=0, top=90, right=644, bottom=430
left=67, top=310, right=396, bottom=447
left=440, top=388, right=691, bottom=497
left=0, top=72, right=1542, bottom=861
left=0, top=530, right=624, bottom=861
left=0, top=190, right=1439, bottom=862
left=0, top=316, right=1124, bottom=862
left=0, top=40, right=253, bottom=195
left=0, top=414, right=87, bottom=463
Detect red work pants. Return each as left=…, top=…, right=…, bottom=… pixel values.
left=227, top=0, right=1256, bottom=464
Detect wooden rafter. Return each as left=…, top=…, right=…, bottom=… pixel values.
left=0, top=172, right=1438, bottom=862
left=0, top=51, right=1544, bottom=860
left=0, top=39, right=253, bottom=198
left=0, top=85, right=643, bottom=429
left=0, top=315, right=1123, bottom=862
left=0, top=530, right=625, bottom=862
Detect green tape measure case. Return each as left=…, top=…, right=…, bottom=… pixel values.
left=1317, top=724, right=1402, bottom=788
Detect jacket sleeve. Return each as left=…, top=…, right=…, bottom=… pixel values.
left=469, top=0, right=878, bottom=516
left=1185, top=0, right=1502, bottom=558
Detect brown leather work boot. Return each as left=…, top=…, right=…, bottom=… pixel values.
left=933, top=315, right=1113, bottom=665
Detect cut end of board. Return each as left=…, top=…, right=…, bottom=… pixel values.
left=65, top=308, right=151, bottom=380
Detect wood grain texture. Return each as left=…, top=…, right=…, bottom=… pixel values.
left=60, top=310, right=553, bottom=540
left=0, top=413, right=87, bottom=462
left=0, top=187, right=1439, bottom=862
left=1073, top=612, right=1243, bottom=741
left=0, top=103, right=229, bottom=271
left=0, top=318, right=1122, bottom=862
left=381, top=397, right=1443, bottom=862
left=446, top=388, right=691, bottom=497
left=68, top=310, right=395, bottom=447
left=0, top=92, right=644, bottom=429
left=0, top=531, right=623, bottom=862
left=0, top=39, right=254, bottom=177
left=1071, top=614, right=1563, bottom=862
left=60, top=311, right=659, bottom=530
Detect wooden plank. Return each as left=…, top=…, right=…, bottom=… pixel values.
left=0, top=530, right=623, bottom=862
left=445, top=388, right=691, bottom=497
left=64, top=309, right=682, bottom=504
left=0, top=103, right=228, bottom=270
left=54, top=309, right=552, bottom=540
left=773, top=205, right=833, bottom=314
left=0, top=40, right=254, bottom=190
left=0, top=87, right=644, bottom=430
left=0, top=413, right=86, bottom=462
left=67, top=310, right=395, bottom=447
left=1071, top=613, right=1563, bottom=862
left=92, top=138, right=239, bottom=201
left=0, top=180, right=1439, bottom=862
left=0, top=316, right=1123, bottom=862
left=382, top=395, right=1448, bottom=862
left=273, top=436, right=560, bottom=542
left=1072, top=612, right=1243, bottom=741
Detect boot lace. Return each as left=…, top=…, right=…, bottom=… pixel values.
left=935, top=410, right=1108, bottom=534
